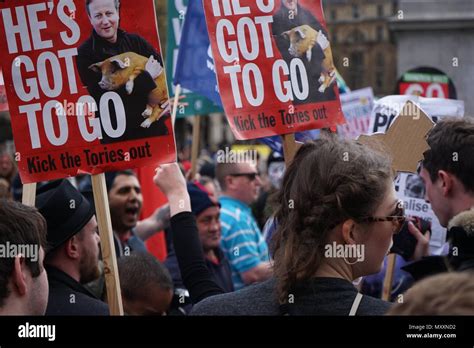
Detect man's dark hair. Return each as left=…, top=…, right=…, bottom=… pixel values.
left=106, top=170, right=136, bottom=192
left=118, top=252, right=173, bottom=301
left=0, top=200, right=47, bottom=307
left=422, top=119, right=474, bottom=192
left=86, top=0, right=120, bottom=16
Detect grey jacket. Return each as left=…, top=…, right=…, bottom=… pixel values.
left=191, top=277, right=391, bottom=316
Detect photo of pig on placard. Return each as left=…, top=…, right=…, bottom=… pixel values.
left=76, top=0, right=170, bottom=144
left=272, top=0, right=337, bottom=104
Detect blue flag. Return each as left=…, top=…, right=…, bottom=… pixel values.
left=258, top=130, right=321, bottom=155
left=174, top=0, right=222, bottom=106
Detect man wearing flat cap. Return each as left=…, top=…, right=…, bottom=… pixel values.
left=36, top=180, right=109, bottom=315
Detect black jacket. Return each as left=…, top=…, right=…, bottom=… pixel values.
left=403, top=207, right=474, bottom=280
left=45, top=265, right=110, bottom=316
left=165, top=243, right=234, bottom=294
left=76, top=29, right=169, bottom=143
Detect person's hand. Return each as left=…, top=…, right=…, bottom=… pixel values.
left=145, top=55, right=163, bottom=79
left=154, top=163, right=191, bottom=216
left=408, top=221, right=431, bottom=261
left=154, top=163, right=186, bottom=198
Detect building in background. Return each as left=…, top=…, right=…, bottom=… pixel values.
left=324, top=0, right=398, bottom=96
left=389, top=0, right=474, bottom=115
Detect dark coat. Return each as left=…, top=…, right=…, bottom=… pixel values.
left=76, top=29, right=169, bottom=144
left=45, top=265, right=110, bottom=316
left=165, top=246, right=234, bottom=294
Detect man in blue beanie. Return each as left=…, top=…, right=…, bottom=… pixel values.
left=165, top=182, right=234, bottom=295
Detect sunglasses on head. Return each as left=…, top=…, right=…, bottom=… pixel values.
left=360, top=200, right=406, bottom=234
left=229, top=172, right=259, bottom=181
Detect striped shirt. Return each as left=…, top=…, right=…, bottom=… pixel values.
left=219, top=196, right=270, bottom=290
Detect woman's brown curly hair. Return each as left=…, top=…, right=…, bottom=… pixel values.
left=272, top=134, right=393, bottom=304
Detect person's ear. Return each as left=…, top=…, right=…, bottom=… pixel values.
left=12, top=255, right=27, bottom=296
left=438, top=170, right=454, bottom=196
left=65, top=236, right=80, bottom=259
left=224, top=175, right=235, bottom=191
left=341, top=219, right=357, bottom=245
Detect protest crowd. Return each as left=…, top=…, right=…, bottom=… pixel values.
left=1, top=118, right=474, bottom=316
left=0, top=0, right=474, bottom=321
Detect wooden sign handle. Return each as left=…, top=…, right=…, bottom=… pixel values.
left=91, top=174, right=124, bottom=316
left=190, top=115, right=201, bottom=179
left=22, top=183, right=37, bottom=207
left=382, top=253, right=397, bottom=301
left=171, top=84, right=182, bottom=127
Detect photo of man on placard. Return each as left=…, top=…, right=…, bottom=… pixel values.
left=272, top=0, right=337, bottom=104
left=76, top=0, right=170, bottom=144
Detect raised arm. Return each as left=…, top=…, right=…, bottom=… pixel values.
left=153, top=164, right=225, bottom=304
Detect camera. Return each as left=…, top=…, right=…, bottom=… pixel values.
left=390, top=216, right=431, bottom=261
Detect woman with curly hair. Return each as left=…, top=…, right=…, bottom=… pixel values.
left=156, top=135, right=404, bottom=315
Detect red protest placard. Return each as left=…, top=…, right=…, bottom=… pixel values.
left=203, top=0, right=345, bottom=140
left=0, top=69, right=8, bottom=112
left=399, top=82, right=449, bottom=99
left=0, top=0, right=176, bottom=184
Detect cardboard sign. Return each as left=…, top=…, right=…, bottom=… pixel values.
left=359, top=101, right=435, bottom=173
left=0, top=69, right=8, bottom=112
left=363, top=97, right=465, bottom=254
left=338, top=87, right=374, bottom=139
left=369, top=95, right=465, bottom=134
left=0, top=0, right=176, bottom=184
left=166, top=0, right=222, bottom=116
left=203, top=0, right=345, bottom=140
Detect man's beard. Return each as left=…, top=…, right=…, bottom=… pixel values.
left=79, top=249, right=101, bottom=284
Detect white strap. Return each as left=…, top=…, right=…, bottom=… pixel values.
left=349, top=293, right=363, bottom=316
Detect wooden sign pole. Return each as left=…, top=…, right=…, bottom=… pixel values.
left=190, top=115, right=201, bottom=179
left=91, top=174, right=124, bottom=315
left=382, top=253, right=397, bottom=301
left=22, top=183, right=37, bottom=207
left=171, top=84, right=182, bottom=127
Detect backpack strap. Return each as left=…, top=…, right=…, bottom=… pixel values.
left=349, top=293, right=363, bottom=316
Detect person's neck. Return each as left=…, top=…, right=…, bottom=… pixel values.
left=286, top=6, right=298, bottom=15
left=46, top=259, right=80, bottom=283
left=114, top=228, right=133, bottom=242
left=313, top=259, right=355, bottom=283
left=106, top=36, right=118, bottom=44
left=449, top=194, right=474, bottom=221
left=204, top=248, right=217, bottom=261
left=222, top=191, right=248, bottom=206
left=0, top=300, right=28, bottom=315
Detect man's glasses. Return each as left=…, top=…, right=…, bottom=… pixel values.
left=360, top=200, right=406, bottom=234
left=229, top=172, right=259, bottom=181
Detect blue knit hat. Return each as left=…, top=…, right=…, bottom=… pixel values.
left=187, top=182, right=219, bottom=216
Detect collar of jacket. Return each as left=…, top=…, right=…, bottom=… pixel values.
left=447, top=206, right=474, bottom=256
left=45, top=265, right=99, bottom=299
